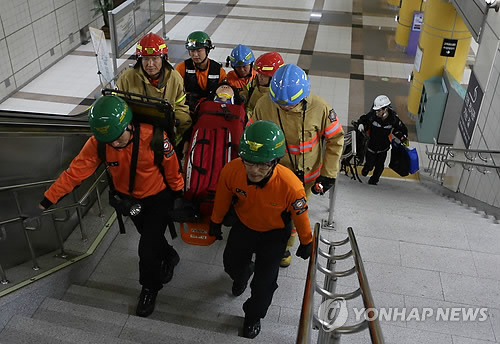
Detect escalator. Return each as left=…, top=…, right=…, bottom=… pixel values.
left=0, top=110, right=97, bottom=270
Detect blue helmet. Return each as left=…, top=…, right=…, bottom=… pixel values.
left=229, top=44, right=255, bottom=67
left=269, top=64, right=311, bottom=106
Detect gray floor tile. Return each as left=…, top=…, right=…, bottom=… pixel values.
left=404, top=296, right=495, bottom=341
left=441, top=273, right=500, bottom=309
left=381, top=322, right=453, bottom=344
left=400, top=242, right=478, bottom=276
left=465, top=225, right=500, bottom=255
left=472, top=252, right=500, bottom=280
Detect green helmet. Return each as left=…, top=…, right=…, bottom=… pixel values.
left=239, top=121, right=285, bottom=163
left=88, top=95, right=132, bottom=143
left=185, top=31, right=214, bottom=51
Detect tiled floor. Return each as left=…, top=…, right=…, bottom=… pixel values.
left=0, top=0, right=473, bottom=142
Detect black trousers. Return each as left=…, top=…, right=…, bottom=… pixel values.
left=362, top=150, right=388, bottom=183
left=130, top=188, right=175, bottom=291
left=223, top=220, right=290, bottom=321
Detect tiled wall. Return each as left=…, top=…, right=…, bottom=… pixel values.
left=0, top=0, right=101, bottom=102
left=455, top=11, right=500, bottom=208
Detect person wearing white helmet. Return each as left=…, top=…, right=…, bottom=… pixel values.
left=357, top=95, right=408, bottom=185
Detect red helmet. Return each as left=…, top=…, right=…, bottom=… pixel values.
left=255, top=52, right=284, bottom=77
left=136, top=33, right=168, bottom=57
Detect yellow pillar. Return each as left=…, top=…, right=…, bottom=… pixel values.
left=395, top=0, right=425, bottom=50
left=408, top=0, right=472, bottom=116
left=388, top=0, right=401, bottom=7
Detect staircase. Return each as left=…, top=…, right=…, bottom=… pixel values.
left=1, top=174, right=499, bottom=344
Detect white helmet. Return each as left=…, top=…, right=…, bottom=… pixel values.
left=373, top=95, right=391, bottom=110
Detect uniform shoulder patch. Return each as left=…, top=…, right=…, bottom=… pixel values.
left=328, top=108, right=338, bottom=123
left=236, top=188, right=247, bottom=197
left=292, top=197, right=307, bottom=210
left=163, top=138, right=175, bottom=158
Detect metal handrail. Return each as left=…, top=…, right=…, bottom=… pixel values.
left=347, top=227, right=384, bottom=343
left=447, top=148, right=500, bottom=155
left=297, top=222, right=320, bottom=344
left=296, top=223, right=384, bottom=343
left=0, top=168, right=107, bottom=284
left=0, top=169, right=107, bottom=227
left=444, top=159, right=500, bottom=171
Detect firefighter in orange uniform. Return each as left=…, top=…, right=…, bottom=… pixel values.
left=226, top=44, right=257, bottom=101
left=250, top=64, right=344, bottom=268
left=175, top=31, right=227, bottom=112
left=209, top=120, right=313, bottom=339
left=35, top=96, right=184, bottom=318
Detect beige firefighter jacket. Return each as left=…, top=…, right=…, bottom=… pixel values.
left=116, top=65, right=191, bottom=139
left=243, top=79, right=269, bottom=117
left=251, top=95, right=344, bottom=183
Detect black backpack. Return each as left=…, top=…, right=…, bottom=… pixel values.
left=97, top=89, right=178, bottom=236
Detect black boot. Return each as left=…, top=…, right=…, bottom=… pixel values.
left=242, top=318, right=261, bottom=339
left=136, top=287, right=157, bottom=317
left=232, top=261, right=254, bottom=296
left=161, top=247, right=180, bottom=284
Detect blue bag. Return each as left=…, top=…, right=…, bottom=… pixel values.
left=407, top=147, right=419, bottom=174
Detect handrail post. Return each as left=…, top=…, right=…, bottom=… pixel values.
left=323, top=245, right=338, bottom=298
left=0, top=263, right=9, bottom=284
left=50, top=213, right=68, bottom=259
left=322, top=182, right=337, bottom=230
left=72, top=192, right=88, bottom=242
left=12, top=191, right=40, bottom=271
left=94, top=172, right=104, bottom=218
left=296, top=223, right=320, bottom=344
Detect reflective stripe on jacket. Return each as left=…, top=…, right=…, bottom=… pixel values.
left=251, top=94, right=344, bottom=182
left=211, top=158, right=312, bottom=245
left=44, top=124, right=184, bottom=204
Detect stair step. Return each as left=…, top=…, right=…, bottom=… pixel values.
left=33, top=297, right=129, bottom=338
left=0, top=315, right=139, bottom=344
left=63, top=284, right=300, bottom=343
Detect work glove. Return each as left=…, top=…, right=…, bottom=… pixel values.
left=22, top=205, right=45, bottom=229
left=22, top=205, right=44, bottom=219
left=296, top=242, right=313, bottom=260
left=311, top=176, right=336, bottom=195
left=209, top=221, right=223, bottom=240
left=358, top=124, right=364, bottom=132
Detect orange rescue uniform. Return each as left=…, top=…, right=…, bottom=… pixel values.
left=175, top=60, right=227, bottom=91
left=210, top=158, right=312, bottom=245
left=44, top=124, right=183, bottom=204
left=226, top=69, right=256, bottom=92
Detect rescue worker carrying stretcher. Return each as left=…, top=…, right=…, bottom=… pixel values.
left=175, top=31, right=227, bottom=112
left=31, top=95, right=184, bottom=318
left=209, top=120, right=313, bottom=339
left=242, top=51, right=284, bottom=117
left=250, top=64, right=344, bottom=267
left=226, top=44, right=257, bottom=101
left=357, top=94, right=408, bottom=185
left=116, top=32, right=191, bottom=147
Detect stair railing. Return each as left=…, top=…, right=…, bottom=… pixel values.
left=425, top=140, right=500, bottom=183
left=0, top=168, right=107, bottom=285
left=297, top=223, right=384, bottom=343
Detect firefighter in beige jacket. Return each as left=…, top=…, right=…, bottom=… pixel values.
left=250, top=64, right=344, bottom=267
left=117, top=33, right=191, bottom=144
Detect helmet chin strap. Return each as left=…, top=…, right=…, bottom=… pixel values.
left=195, top=54, right=209, bottom=70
